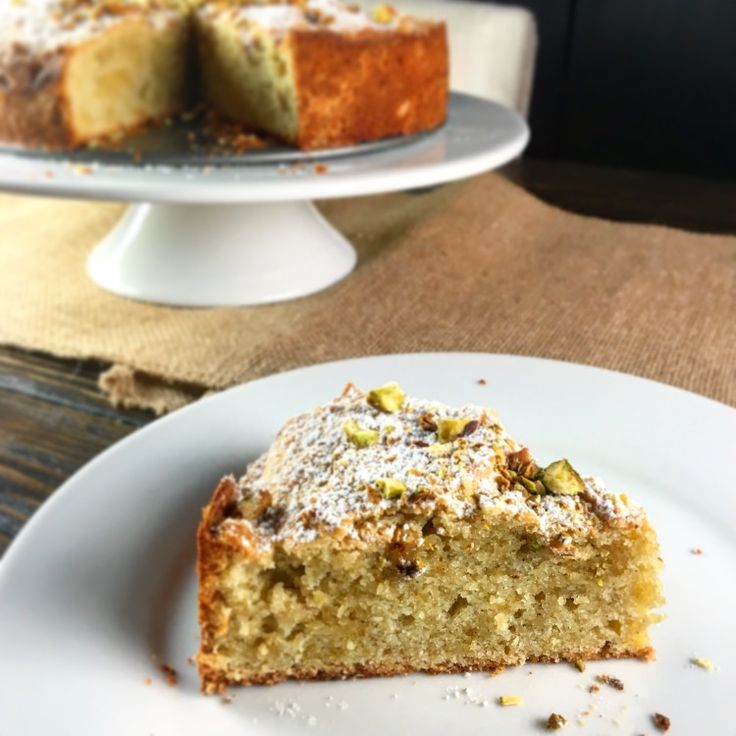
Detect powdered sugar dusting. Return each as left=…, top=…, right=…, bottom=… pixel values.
left=0, top=0, right=180, bottom=61
left=225, top=385, right=645, bottom=553
left=197, top=0, right=399, bottom=38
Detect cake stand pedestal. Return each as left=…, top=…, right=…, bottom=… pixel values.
left=0, top=93, right=528, bottom=307
left=87, top=201, right=356, bottom=306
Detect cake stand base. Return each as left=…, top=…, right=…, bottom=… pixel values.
left=86, top=201, right=357, bottom=307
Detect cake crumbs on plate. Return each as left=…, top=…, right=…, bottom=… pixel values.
left=270, top=700, right=300, bottom=717
left=690, top=547, right=703, bottom=555
left=498, top=694, right=523, bottom=706
left=477, top=378, right=487, bottom=385
left=160, top=663, right=178, bottom=686
left=596, top=674, right=624, bottom=691
left=72, top=163, right=92, bottom=176
left=443, top=686, right=489, bottom=707
left=691, top=656, right=714, bottom=670
left=573, top=660, right=586, bottom=672
left=588, top=683, right=601, bottom=694
left=186, top=656, right=195, bottom=666
left=546, top=712, right=567, bottom=730
left=313, top=163, right=329, bottom=175
left=143, top=677, right=152, bottom=686
left=652, top=712, right=671, bottom=731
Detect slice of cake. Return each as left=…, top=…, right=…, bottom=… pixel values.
left=194, top=0, right=448, bottom=150
left=197, top=383, right=663, bottom=692
left=0, top=0, right=190, bottom=148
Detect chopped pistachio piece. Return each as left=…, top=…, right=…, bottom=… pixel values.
left=372, top=3, right=396, bottom=23
left=540, top=459, right=585, bottom=495
left=428, top=443, right=452, bottom=457
left=498, top=694, right=523, bottom=707
left=418, top=412, right=437, bottom=431
left=437, top=417, right=477, bottom=442
left=376, top=478, right=406, bottom=499
left=367, top=383, right=405, bottom=413
left=518, top=476, right=545, bottom=494
left=343, top=419, right=379, bottom=448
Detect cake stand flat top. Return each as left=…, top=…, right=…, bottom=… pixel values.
left=0, top=94, right=528, bottom=204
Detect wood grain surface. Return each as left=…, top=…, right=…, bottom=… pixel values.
left=2, top=160, right=734, bottom=557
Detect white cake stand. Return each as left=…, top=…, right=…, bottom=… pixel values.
left=0, top=93, right=528, bottom=307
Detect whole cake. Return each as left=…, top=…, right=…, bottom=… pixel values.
left=0, top=0, right=448, bottom=150
left=197, top=383, right=664, bottom=692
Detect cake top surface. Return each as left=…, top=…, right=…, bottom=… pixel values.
left=197, top=0, right=421, bottom=36
left=219, top=384, right=646, bottom=556
left=0, top=0, right=181, bottom=56
left=0, top=0, right=426, bottom=57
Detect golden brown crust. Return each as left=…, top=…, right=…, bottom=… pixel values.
left=290, top=23, right=448, bottom=150
left=197, top=476, right=240, bottom=676
left=199, top=647, right=655, bottom=694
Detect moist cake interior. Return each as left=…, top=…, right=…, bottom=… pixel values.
left=205, top=497, right=662, bottom=682
left=64, top=15, right=190, bottom=143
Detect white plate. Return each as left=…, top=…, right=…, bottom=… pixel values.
left=1, top=353, right=734, bottom=735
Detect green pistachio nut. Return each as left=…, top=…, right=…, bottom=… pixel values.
left=540, top=459, right=585, bottom=495
left=367, top=383, right=406, bottom=413
left=437, top=417, right=478, bottom=443
left=376, top=478, right=406, bottom=499
left=343, top=419, right=379, bottom=448
left=519, top=476, right=545, bottom=494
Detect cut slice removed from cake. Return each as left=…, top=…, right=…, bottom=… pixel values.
left=197, top=383, right=664, bottom=692
left=194, top=0, right=448, bottom=150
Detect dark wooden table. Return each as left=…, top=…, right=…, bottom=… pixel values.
left=2, top=159, right=736, bottom=558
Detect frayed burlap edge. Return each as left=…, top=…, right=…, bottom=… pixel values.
left=99, top=364, right=212, bottom=415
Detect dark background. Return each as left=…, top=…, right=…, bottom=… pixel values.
left=485, top=0, right=736, bottom=179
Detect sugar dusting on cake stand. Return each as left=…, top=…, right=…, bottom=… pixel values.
left=0, top=93, right=528, bottom=307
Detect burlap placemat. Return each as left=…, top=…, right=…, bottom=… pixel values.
left=1, top=173, right=734, bottom=413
